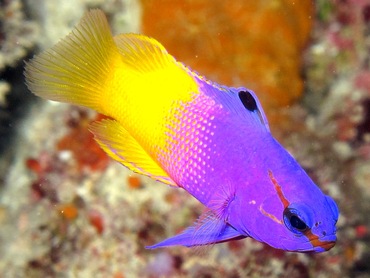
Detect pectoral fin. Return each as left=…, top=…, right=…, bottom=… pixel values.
left=146, top=212, right=246, bottom=249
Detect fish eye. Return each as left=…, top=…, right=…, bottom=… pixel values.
left=283, top=207, right=309, bottom=234
left=238, top=90, right=258, bottom=112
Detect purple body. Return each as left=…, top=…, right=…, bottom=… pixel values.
left=149, top=75, right=339, bottom=252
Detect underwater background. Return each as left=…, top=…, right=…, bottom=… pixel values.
left=0, top=0, right=369, bottom=277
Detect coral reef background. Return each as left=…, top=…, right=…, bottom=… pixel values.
left=0, top=0, right=369, bottom=277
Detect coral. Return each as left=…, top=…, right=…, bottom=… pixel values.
left=56, top=109, right=110, bottom=172
left=58, top=203, right=79, bottom=220
left=0, top=81, right=10, bottom=107
left=141, top=0, right=313, bottom=113
left=88, top=209, right=105, bottom=235
left=301, top=1, right=370, bottom=276
left=23, top=0, right=141, bottom=50
left=0, top=0, right=39, bottom=154
left=0, top=0, right=39, bottom=70
left=127, top=175, right=143, bottom=189
left=145, top=252, right=176, bottom=277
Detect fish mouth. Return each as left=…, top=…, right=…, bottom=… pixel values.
left=303, top=227, right=337, bottom=252
left=279, top=235, right=336, bottom=252
left=306, top=233, right=337, bottom=252
left=310, top=238, right=336, bottom=251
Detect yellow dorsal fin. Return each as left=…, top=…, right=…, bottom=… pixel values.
left=112, top=34, right=198, bottom=96
left=114, top=34, right=177, bottom=72
left=24, top=9, right=120, bottom=114
left=89, top=119, right=177, bottom=187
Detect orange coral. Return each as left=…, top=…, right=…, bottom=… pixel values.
left=127, top=175, right=143, bottom=189
left=57, top=111, right=110, bottom=172
left=88, top=209, right=105, bottom=235
left=58, top=203, right=79, bottom=220
left=141, top=0, right=313, bottom=114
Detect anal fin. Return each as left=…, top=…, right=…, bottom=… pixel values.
left=89, top=119, right=176, bottom=186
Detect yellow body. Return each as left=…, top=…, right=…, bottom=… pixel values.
left=25, top=10, right=200, bottom=185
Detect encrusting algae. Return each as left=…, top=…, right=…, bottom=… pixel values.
left=141, top=0, right=314, bottom=111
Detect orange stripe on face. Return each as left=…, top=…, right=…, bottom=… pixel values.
left=304, top=229, right=336, bottom=251
left=268, top=170, right=290, bottom=209
left=268, top=170, right=336, bottom=251
left=259, top=205, right=283, bottom=225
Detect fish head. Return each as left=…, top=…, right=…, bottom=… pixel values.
left=229, top=165, right=339, bottom=253
left=277, top=195, right=339, bottom=252
left=198, top=84, right=339, bottom=252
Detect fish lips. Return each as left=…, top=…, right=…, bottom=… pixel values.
left=280, top=234, right=337, bottom=253
left=308, top=235, right=336, bottom=252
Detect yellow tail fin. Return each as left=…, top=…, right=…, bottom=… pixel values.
left=24, top=9, right=120, bottom=114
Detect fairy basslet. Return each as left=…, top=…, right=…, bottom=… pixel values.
left=24, top=10, right=339, bottom=252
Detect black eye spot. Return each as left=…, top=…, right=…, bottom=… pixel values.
left=290, top=215, right=308, bottom=231
left=238, top=90, right=258, bottom=112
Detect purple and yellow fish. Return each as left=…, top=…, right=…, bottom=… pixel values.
left=25, top=10, right=339, bottom=252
